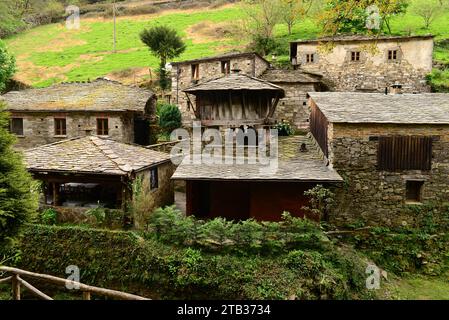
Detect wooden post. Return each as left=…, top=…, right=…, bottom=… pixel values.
left=82, top=291, right=91, bottom=300
left=12, top=274, right=20, bottom=300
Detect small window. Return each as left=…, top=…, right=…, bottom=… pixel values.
left=96, top=118, right=109, bottom=136
left=150, top=167, right=159, bottom=190
left=54, top=118, right=67, bottom=136
left=305, top=53, right=315, bottom=64
left=191, top=64, right=200, bottom=80
left=10, top=118, right=24, bottom=136
left=388, top=50, right=398, bottom=61
left=406, top=180, right=424, bottom=202
left=351, top=51, right=361, bottom=62
left=221, top=60, right=231, bottom=75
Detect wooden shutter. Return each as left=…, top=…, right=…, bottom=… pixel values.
left=378, top=136, right=432, bottom=171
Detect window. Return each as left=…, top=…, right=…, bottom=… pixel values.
left=378, top=136, right=433, bottom=171
left=96, top=118, right=109, bottom=136
left=221, top=60, right=231, bottom=75
left=191, top=64, right=200, bottom=80
left=305, top=53, right=316, bottom=64
left=54, top=118, right=67, bottom=136
left=150, top=167, right=158, bottom=190
left=406, top=180, right=424, bottom=202
left=10, top=118, right=24, bottom=136
left=351, top=51, right=361, bottom=62
left=388, top=49, right=398, bottom=61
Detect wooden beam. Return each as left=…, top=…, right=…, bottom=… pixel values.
left=0, top=266, right=149, bottom=300
left=18, top=276, right=53, bottom=300
left=12, top=274, right=20, bottom=300
left=0, top=276, right=12, bottom=284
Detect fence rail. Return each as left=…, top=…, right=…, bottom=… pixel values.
left=0, top=266, right=150, bottom=300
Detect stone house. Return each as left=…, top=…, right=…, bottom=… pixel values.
left=307, top=91, right=449, bottom=226
left=0, top=78, right=157, bottom=149
left=171, top=52, right=323, bottom=129
left=290, top=35, right=434, bottom=93
left=23, top=136, right=174, bottom=214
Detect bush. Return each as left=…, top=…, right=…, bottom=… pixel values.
left=2, top=223, right=374, bottom=300
left=157, top=103, right=182, bottom=133
left=274, top=120, right=294, bottom=136
left=40, top=208, right=57, bottom=225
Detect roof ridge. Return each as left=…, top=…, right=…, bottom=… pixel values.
left=89, top=136, right=132, bottom=174
left=24, top=136, right=84, bottom=151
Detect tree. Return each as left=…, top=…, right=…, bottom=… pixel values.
left=411, top=0, right=449, bottom=29
left=280, top=0, right=314, bottom=35
left=318, top=0, right=408, bottom=35
left=240, top=0, right=283, bottom=55
left=0, top=103, right=38, bottom=247
left=0, top=40, right=16, bottom=94
left=158, top=103, right=182, bottom=134
left=140, top=26, right=186, bottom=91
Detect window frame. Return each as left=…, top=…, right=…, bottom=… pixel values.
left=351, top=51, right=361, bottom=62
left=150, top=167, right=159, bottom=190
left=191, top=63, right=200, bottom=81
left=221, top=60, right=231, bottom=75
left=387, top=49, right=399, bottom=62
left=305, top=53, right=315, bottom=64
left=10, top=118, right=24, bottom=136
left=96, top=118, right=109, bottom=136
left=54, top=117, right=67, bottom=136
left=405, top=180, right=424, bottom=203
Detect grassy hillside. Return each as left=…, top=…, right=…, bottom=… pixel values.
left=3, top=1, right=449, bottom=88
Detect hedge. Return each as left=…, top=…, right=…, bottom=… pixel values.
left=1, top=224, right=374, bottom=300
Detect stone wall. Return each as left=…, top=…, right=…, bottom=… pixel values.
left=171, top=55, right=269, bottom=125
left=328, top=123, right=449, bottom=226
left=295, top=38, right=434, bottom=93
left=274, top=82, right=317, bottom=129
left=137, top=161, right=175, bottom=212
left=11, top=112, right=135, bottom=149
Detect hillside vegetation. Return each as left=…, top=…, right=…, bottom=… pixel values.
left=2, top=0, right=449, bottom=88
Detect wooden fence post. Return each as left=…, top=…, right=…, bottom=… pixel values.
left=12, top=274, right=20, bottom=300
left=82, top=291, right=91, bottom=300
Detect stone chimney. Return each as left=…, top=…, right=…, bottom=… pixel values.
left=390, top=83, right=403, bottom=95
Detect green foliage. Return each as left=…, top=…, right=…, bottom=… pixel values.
left=341, top=203, right=449, bottom=276
left=426, top=69, right=449, bottom=92
left=1, top=223, right=373, bottom=300
left=140, top=25, right=186, bottom=90
left=40, top=208, right=57, bottom=225
left=157, top=103, right=182, bottom=133
left=274, top=120, right=294, bottom=136
left=128, top=175, right=155, bottom=229
left=147, top=206, right=330, bottom=255
left=0, top=103, right=39, bottom=247
left=303, top=185, right=335, bottom=220
left=86, top=207, right=106, bottom=226
left=0, top=41, right=16, bottom=93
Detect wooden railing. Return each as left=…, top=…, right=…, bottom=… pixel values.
left=0, top=266, right=150, bottom=300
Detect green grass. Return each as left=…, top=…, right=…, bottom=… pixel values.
left=3, top=1, right=449, bottom=87
left=386, top=276, right=449, bottom=300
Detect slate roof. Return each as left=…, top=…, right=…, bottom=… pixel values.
left=260, top=69, right=322, bottom=83
left=23, top=136, right=172, bottom=176
left=170, top=51, right=270, bottom=66
left=308, top=92, right=449, bottom=124
left=0, top=78, right=154, bottom=113
left=172, top=135, right=342, bottom=182
left=183, top=73, right=285, bottom=98
left=291, top=34, right=434, bottom=45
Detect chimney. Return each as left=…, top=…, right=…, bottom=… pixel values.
left=390, top=83, right=403, bottom=95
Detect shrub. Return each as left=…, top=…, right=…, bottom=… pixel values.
left=274, top=120, right=294, bottom=136
left=40, top=208, right=57, bottom=225
left=157, top=103, right=182, bottom=133
left=129, top=176, right=155, bottom=230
